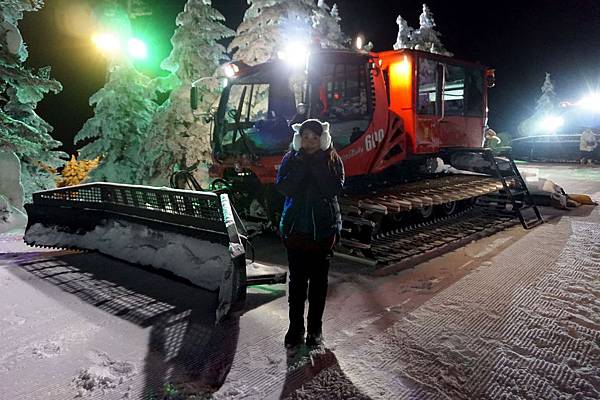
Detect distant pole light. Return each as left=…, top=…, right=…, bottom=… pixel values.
left=355, top=35, right=364, bottom=50
left=92, top=32, right=119, bottom=54
left=127, top=38, right=148, bottom=59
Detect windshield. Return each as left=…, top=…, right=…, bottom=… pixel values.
left=216, top=67, right=304, bottom=156
left=309, top=60, right=372, bottom=149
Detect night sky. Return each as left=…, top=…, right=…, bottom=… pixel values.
left=20, top=0, right=600, bottom=155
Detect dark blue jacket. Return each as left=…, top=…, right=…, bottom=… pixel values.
left=276, top=149, right=344, bottom=240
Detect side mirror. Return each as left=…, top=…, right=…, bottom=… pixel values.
left=485, top=69, right=496, bottom=88
left=190, top=86, right=199, bottom=110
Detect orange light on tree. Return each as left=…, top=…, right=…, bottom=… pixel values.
left=92, top=32, right=120, bottom=55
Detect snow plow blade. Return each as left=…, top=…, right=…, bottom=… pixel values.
left=23, top=183, right=285, bottom=320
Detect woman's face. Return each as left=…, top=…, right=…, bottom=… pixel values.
left=301, top=129, right=321, bottom=154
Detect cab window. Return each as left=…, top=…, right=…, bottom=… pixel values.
left=417, top=58, right=437, bottom=115
left=219, top=72, right=298, bottom=155
left=315, top=62, right=371, bottom=148
left=418, top=57, right=484, bottom=118
left=443, top=64, right=465, bottom=116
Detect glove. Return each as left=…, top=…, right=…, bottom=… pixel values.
left=291, top=150, right=308, bottom=166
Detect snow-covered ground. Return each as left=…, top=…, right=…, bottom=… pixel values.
left=1, top=163, right=600, bottom=399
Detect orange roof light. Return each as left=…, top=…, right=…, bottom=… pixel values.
left=388, top=55, right=413, bottom=109
left=390, top=55, right=411, bottom=81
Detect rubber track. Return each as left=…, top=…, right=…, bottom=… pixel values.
left=337, top=208, right=518, bottom=269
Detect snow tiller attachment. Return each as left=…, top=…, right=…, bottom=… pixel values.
left=23, top=183, right=286, bottom=320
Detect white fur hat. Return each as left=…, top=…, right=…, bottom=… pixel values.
left=291, top=119, right=332, bottom=151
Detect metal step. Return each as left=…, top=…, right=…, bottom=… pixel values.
left=246, top=262, right=287, bottom=285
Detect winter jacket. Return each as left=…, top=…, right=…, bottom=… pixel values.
left=276, top=149, right=344, bottom=241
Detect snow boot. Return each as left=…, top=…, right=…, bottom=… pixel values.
left=305, top=333, right=323, bottom=347
left=284, top=326, right=305, bottom=348
left=306, top=322, right=323, bottom=347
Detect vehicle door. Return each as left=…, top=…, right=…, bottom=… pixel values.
left=415, top=57, right=440, bottom=154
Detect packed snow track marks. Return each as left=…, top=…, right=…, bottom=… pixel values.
left=331, top=218, right=600, bottom=399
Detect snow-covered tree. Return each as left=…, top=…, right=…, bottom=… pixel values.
left=74, top=63, right=158, bottom=184
left=393, top=4, right=451, bottom=56
left=0, top=0, right=66, bottom=203
left=312, top=2, right=348, bottom=49
left=138, top=0, right=234, bottom=186
left=535, top=72, right=558, bottom=116
left=412, top=4, right=451, bottom=56
left=393, top=15, right=413, bottom=50
left=518, top=73, right=559, bottom=136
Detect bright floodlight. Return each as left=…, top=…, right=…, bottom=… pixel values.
left=538, top=115, right=564, bottom=133
left=577, top=94, right=600, bottom=112
left=127, top=38, right=148, bottom=60
left=92, top=33, right=119, bottom=54
left=278, top=42, right=309, bottom=67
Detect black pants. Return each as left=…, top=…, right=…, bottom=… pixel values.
left=285, top=239, right=332, bottom=335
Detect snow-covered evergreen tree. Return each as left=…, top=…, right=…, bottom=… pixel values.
left=535, top=73, right=558, bottom=116
left=74, top=63, right=157, bottom=184
left=393, top=4, right=451, bottom=56
left=393, top=15, right=413, bottom=50
left=517, top=73, right=560, bottom=136
left=312, top=1, right=348, bottom=49
left=412, top=4, right=452, bottom=56
left=138, top=0, right=234, bottom=186
left=0, top=0, right=66, bottom=203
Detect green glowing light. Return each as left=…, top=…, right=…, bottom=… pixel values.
left=127, top=38, right=148, bottom=60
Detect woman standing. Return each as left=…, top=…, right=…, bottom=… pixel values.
left=275, top=119, right=344, bottom=348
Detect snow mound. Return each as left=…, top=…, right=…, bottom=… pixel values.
left=284, top=348, right=371, bottom=400
left=284, top=364, right=371, bottom=400
left=0, top=194, right=27, bottom=234
left=73, top=352, right=136, bottom=397
left=32, top=341, right=62, bottom=358
left=0, top=151, right=24, bottom=210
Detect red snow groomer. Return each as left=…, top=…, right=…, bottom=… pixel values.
left=24, top=48, right=542, bottom=311
left=188, top=48, right=542, bottom=264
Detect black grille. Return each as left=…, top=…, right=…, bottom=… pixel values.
left=32, top=183, right=226, bottom=233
